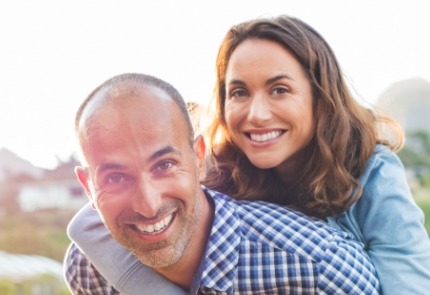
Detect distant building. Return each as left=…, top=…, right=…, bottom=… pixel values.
left=18, top=179, right=87, bottom=212
left=0, top=148, right=45, bottom=182
left=0, top=149, right=88, bottom=212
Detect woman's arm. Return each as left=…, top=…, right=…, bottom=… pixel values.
left=340, top=147, right=430, bottom=294
left=67, top=203, right=187, bottom=295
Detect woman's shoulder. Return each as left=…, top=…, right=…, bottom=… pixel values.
left=369, top=144, right=400, bottom=165
left=351, top=144, right=412, bottom=219
left=340, top=144, right=422, bottom=243
left=359, top=144, right=404, bottom=186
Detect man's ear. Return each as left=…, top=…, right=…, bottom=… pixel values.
left=193, top=135, right=207, bottom=181
left=75, top=166, right=96, bottom=210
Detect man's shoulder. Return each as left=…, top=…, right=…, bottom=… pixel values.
left=204, top=187, right=355, bottom=257
left=200, top=188, right=379, bottom=294
left=205, top=187, right=338, bottom=230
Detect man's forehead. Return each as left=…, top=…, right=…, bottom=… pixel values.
left=79, top=84, right=173, bottom=128
left=83, top=84, right=154, bottom=113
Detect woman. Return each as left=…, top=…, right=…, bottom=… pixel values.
left=202, top=15, right=430, bottom=294
left=68, top=15, right=430, bottom=294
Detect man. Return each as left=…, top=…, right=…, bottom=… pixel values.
left=64, top=73, right=380, bottom=294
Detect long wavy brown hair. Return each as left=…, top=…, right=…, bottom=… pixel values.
left=202, top=15, right=403, bottom=218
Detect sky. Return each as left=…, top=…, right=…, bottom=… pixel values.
left=1, top=0, right=429, bottom=169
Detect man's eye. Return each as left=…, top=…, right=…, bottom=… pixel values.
left=156, top=161, right=176, bottom=171
left=107, top=174, right=128, bottom=184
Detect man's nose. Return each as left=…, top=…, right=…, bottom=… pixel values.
left=131, top=180, right=163, bottom=218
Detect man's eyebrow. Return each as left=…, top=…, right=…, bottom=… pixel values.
left=149, top=146, right=182, bottom=162
left=96, top=163, right=126, bottom=175
left=95, top=146, right=182, bottom=175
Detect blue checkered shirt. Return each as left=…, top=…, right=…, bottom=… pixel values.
left=65, top=187, right=380, bottom=294
left=64, top=243, right=120, bottom=295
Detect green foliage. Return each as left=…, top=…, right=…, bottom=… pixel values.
left=397, top=129, right=430, bottom=236
left=416, top=196, right=430, bottom=236
left=420, top=174, right=430, bottom=188
left=398, top=147, right=425, bottom=167
left=0, top=210, right=74, bottom=294
left=397, top=130, right=430, bottom=236
left=398, top=129, right=430, bottom=186
left=0, top=275, right=71, bottom=295
left=21, top=274, right=63, bottom=295
left=0, top=279, right=16, bottom=295
left=0, top=209, right=76, bottom=262
left=60, top=284, right=72, bottom=295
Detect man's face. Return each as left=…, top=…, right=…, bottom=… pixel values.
left=76, top=86, right=205, bottom=269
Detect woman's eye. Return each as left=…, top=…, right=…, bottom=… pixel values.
left=230, top=88, right=248, bottom=98
left=272, top=86, right=289, bottom=95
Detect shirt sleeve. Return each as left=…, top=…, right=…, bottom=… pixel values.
left=317, top=235, right=380, bottom=294
left=67, top=203, right=187, bottom=295
left=63, top=242, right=120, bottom=295
left=342, top=147, right=430, bottom=294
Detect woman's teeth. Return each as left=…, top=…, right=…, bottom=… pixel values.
left=249, top=130, right=282, bottom=142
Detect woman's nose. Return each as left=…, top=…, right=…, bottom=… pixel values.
left=248, top=95, right=272, bottom=125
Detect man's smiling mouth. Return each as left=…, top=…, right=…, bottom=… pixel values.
left=134, top=214, right=174, bottom=234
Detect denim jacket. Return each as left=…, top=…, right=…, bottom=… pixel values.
left=327, top=145, right=430, bottom=294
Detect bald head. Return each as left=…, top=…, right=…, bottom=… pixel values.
left=75, top=73, right=194, bottom=144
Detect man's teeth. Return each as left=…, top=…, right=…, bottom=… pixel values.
left=135, top=214, right=173, bottom=233
left=250, top=130, right=282, bottom=142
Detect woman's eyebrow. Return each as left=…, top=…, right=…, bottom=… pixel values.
left=266, top=74, right=293, bottom=85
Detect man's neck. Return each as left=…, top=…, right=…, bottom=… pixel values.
left=155, top=190, right=214, bottom=290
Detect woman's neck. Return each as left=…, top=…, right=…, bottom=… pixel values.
left=275, top=152, right=305, bottom=185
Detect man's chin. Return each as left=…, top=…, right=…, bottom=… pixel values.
left=108, top=219, right=193, bottom=269
left=113, top=233, right=178, bottom=268
left=132, top=246, right=182, bottom=269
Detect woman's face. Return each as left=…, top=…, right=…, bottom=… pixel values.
left=224, top=39, right=315, bottom=175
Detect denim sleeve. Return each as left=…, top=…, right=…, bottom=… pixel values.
left=344, top=147, right=430, bottom=294
left=67, top=203, right=187, bottom=295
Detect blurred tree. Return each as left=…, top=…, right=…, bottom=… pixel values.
left=398, top=129, right=430, bottom=185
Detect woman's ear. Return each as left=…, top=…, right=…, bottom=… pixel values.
left=75, top=166, right=96, bottom=210
left=193, top=135, right=207, bottom=181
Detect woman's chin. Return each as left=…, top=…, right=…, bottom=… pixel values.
left=249, top=157, right=280, bottom=170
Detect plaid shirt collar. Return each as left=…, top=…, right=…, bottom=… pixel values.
left=195, top=187, right=242, bottom=292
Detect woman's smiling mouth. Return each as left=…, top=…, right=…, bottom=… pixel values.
left=247, top=130, right=285, bottom=142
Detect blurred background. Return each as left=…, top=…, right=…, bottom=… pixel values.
left=1, top=0, right=429, bottom=294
